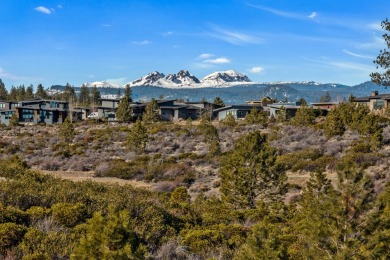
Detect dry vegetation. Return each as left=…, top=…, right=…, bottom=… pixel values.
left=1, top=119, right=389, bottom=200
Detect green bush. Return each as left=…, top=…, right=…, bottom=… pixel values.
left=0, top=223, right=27, bottom=255
left=51, top=203, right=88, bottom=228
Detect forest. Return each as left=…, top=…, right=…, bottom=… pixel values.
left=0, top=97, right=390, bottom=259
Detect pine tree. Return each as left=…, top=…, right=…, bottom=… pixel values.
left=370, top=19, right=390, bottom=86
left=143, top=98, right=160, bottom=124
left=126, top=118, right=148, bottom=154
left=16, top=85, right=26, bottom=101
left=79, top=84, right=90, bottom=107
left=8, top=86, right=17, bottom=101
left=25, top=84, right=34, bottom=100
left=0, top=79, right=8, bottom=100
left=220, top=131, right=286, bottom=209
left=124, top=84, right=133, bottom=102
left=35, top=84, right=48, bottom=99
left=90, top=85, right=100, bottom=105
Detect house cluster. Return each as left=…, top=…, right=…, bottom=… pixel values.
left=0, top=90, right=388, bottom=126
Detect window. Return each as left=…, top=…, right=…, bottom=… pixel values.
left=4, top=111, right=14, bottom=119
left=22, top=109, right=34, bottom=122
left=237, top=110, right=245, bottom=117
left=0, top=103, right=5, bottom=108
left=373, top=100, right=385, bottom=110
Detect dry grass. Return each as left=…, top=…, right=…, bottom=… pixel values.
left=39, top=170, right=152, bottom=189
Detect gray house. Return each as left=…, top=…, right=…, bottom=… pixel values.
left=213, top=105, right=262, bottom=121
left=268, top=103, right=302, bottom=118
left=0, top=99, right=69, bottom=125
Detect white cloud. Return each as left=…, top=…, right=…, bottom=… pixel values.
left=0, top=67, right=29, bottom=80
left=57, top=5, right=63, bottom=9
left=309, top=12, right=317, bottom=19
left=204, top=58, right=231, bottom=64
left=208, top=25, right=264, bottom=45
left=246, top=3, right=300, bottom=19
left=198, top=53, right=215, bottom=59
left=342, top=49, right=374, bottom=59
left=34, top=6, right=52, bottom=14
left=131, top=40, right=151, bottom=45
left=300, top=56, right=373, bottom=73
left=358, top=36, right=385, bottom=50
left=162, top=31, right=173, bottom=37
left=102, top=24, right=112, bottom=27
left=248, top=66, right=264, bottom=74
left=368, top=22, right=383, bottom=31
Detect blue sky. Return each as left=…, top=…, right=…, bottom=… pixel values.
left=0, top=0, right=388, bottom=88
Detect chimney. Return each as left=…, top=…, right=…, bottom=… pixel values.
left=371, top=91, right=378, bottom=96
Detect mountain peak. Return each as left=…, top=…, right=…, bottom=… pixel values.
left=200, top=70, right=252, bottom=87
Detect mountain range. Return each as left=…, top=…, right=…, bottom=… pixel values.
left=82, top=70, right=253, bottom=89
left=50, top=70, right=389, bottom=104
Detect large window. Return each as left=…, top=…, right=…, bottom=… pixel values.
left=373, top=100, right=385, bottom=110
left=22, top=109, right=34, bottom=122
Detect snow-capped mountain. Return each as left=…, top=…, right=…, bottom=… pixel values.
left=83, top=81, right=122, bottom=89
left=164, top=70, right=200, bottom=85
left=127, top=70, right=201, bottom=88
left=200, top=70, right=252, bottom=87
left=129, top=71, right=166, bottom=86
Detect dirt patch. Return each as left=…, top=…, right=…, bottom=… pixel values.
left=40, top=170, right=152, bottom=189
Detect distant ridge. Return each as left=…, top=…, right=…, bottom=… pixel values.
left=83, top=70, right=254, bottom=89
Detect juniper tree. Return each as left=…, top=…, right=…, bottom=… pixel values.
left=221, top=113, right=237, bottom=128
left=291, top=104, right=315, bottom=126
left=220, top=131, right=286, bottom=209
left=289, top=171, right=340, bottom=258
left=324, top=107, right=346, bottom=137
left=116, top=97, right=133, bottom=123
left=245, top=107, right=268, bottom=126
left=319, top=91, right=332, bottom=102
left=59, top=117, right=75, bottom=143
left=9, top=113, right=19, bottom=127
left=276, top=106, right=289, bottom=123
left=212, top=96, right=225, bottom=107
left=126, top=118, right=148, bottom=154
left=143, top=98, right=160, bottom=124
